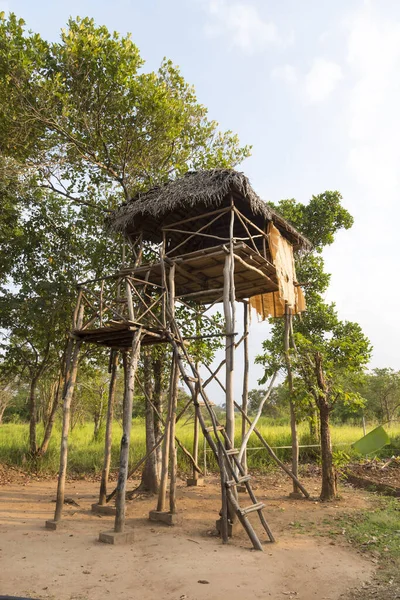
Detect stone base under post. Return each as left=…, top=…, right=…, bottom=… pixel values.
left=149, top=510, right=179, bottom=526
left=99, top=529, right=135, bottom=545
left=289, top=491, right=304, bottom=499
left=45, top=520, right=68, bottom=531
left=215, top=517, right=241, bottom=538
left=186, top=478, right=205, bottom=487
left=91, top=503, right=116, bottom=516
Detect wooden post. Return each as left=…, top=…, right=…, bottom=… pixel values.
left=203, top=435, right=207, bottom=476
left=224, top=203, right=236, bottom=448
left=169, top=355, right=179, bottom=514
left=167, top=262, right=179, bottom=514
left=241, top=301, right=249, bottom=474
left=284, top=305, right=300, bottom=497
left=223, top=204, right=238, bottom=524
left=224, top=257, right=235, bottom=446
left=98, top=351, right=119, bottom=505
left=192, top=401, right=200, bottom=481
left=114, top=331, right=141, bottom=533
left=52, top=301, right=84, bottom=524
left=218, top=444, right=229, bottom=544
left=156, top=356, right=174, bottom=512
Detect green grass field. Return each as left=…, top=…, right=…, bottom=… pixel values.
left=1, top=418, right=399, bottom=475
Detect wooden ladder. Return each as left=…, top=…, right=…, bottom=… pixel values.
left=167, top=318, right=275, bottom=551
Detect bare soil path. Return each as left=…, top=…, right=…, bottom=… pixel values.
left=0, top=472, right=374, bottom=600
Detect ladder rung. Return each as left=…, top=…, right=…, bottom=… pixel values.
left=204, top=425, right=224, bottom=433
left=240, top=502, right=265, bottom=516
left=225, top=448, right=239, bottom=456
left=226, top=475, right=252, bottom=488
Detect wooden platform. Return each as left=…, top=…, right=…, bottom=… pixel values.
left=73, top=242, right=279, bottom=349
left=73, top=321, right=171, bottom=350
left=119, top=242, right=278, bottom=304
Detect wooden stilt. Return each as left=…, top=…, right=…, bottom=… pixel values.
left=51, top=301, right=84, bottom=526
left=284, top=305, right=300, bottom=496
left=169, top=356, right=179, bottom=514
left=192, top=402, right=200, bottom=481
left=114, top=331, right=141, bottom=533
left=223, top=252, right=235, bottom=447
left=224, top=203, right=236, bottom=448
left=241, top=301, right=249, bottom=474
left=168, top=260, right=178, bottom=514
left=156, top=357, right=174, bottom=512
left=218, top=444, right=229, bottom=543
left=98, top=350, right=119, bottom=505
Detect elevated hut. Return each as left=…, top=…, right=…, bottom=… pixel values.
left=47, top=169, right=310, bottom=551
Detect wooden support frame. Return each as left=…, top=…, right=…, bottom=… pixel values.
left=114, top=329, right=142, bottom=533
left=98, top=350, right=119, bottom=505
left=241, top=301, right=249, bottom=474
left=47, top=184, right=308, bottom=548
left=224, top=203, right=236, bottom=448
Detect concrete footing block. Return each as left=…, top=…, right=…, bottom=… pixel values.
left=215, top=518, right=240, bottom=538
left=148, top=510, right=178, bottom=526
left=91, top=503, right=116, bottom=516
left=186, top=478, right=205, bottom=487
left=45, top=519, right=67, bottom=531
left=99, top=529, right=134, bottom=545
left=289, top=491, right=304, bottom=499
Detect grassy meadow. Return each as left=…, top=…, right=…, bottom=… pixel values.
left=1, top=417, right=399, bottom=476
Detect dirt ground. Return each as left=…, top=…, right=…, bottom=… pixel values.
left=0, top=471, right=375, bottom=600
left=346, top=459, right=400, bottom=495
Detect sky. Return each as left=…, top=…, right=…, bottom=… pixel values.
left=2, top=0, right=400, bottom=401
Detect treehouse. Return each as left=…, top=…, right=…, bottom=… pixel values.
left=109, top=169, right=310, bottom=304
left=47, top=169, right=311, bottom=551
left=73, top=170, right=310, bottom=349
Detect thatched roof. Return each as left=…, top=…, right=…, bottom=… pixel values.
left=108, top=169, right=311, bottom=251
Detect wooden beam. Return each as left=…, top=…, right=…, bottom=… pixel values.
left=114, top=330, right=142, bottom=533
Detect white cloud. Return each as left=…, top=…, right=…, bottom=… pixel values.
left=324, top=3, right=400, bottom=370
left=271, top=64, right=298, bottom=85
left=345, top=5, right=400, bottom=202
left=202, top=0, right=288, bottom=54
left=304, top=58, right=343, bottom=103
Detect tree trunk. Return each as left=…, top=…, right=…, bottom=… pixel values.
left=93, top=413, right=101, bottom=440
left=37, top=372, right=63, bottom=457
left=140, top=349, right=159, bottom=493
left=319, top=399, right=337, bottom=501
left=98, top=351, right=118, bottom=505
left=308, top=408, right=319, bottom=442
left=284, top=308, right=300, bottom=495
left=289, top=399, right=300, bottom=493
left=314, top=351, right=337, bottom=501
left=29, top=377, right=38, bottom=455
left=152, top=356, right=163, bottom=479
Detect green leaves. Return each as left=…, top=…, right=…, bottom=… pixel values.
left=0, top=12, right=251, bottom=430
left=257, top=188, right=371, bottom=413
left=272, top=191, right=354, bottom=251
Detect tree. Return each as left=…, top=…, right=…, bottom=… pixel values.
left=0, top=13, right=250, bottom=464
left=257, top=191, right=372, bottom=501
left=363, top=368, right=400, bottom=424
left=0, top=375, right=15, bottom=424
left=0, top=14, right=250, bottom=208
left=248, top=385, right=290, bottom=419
